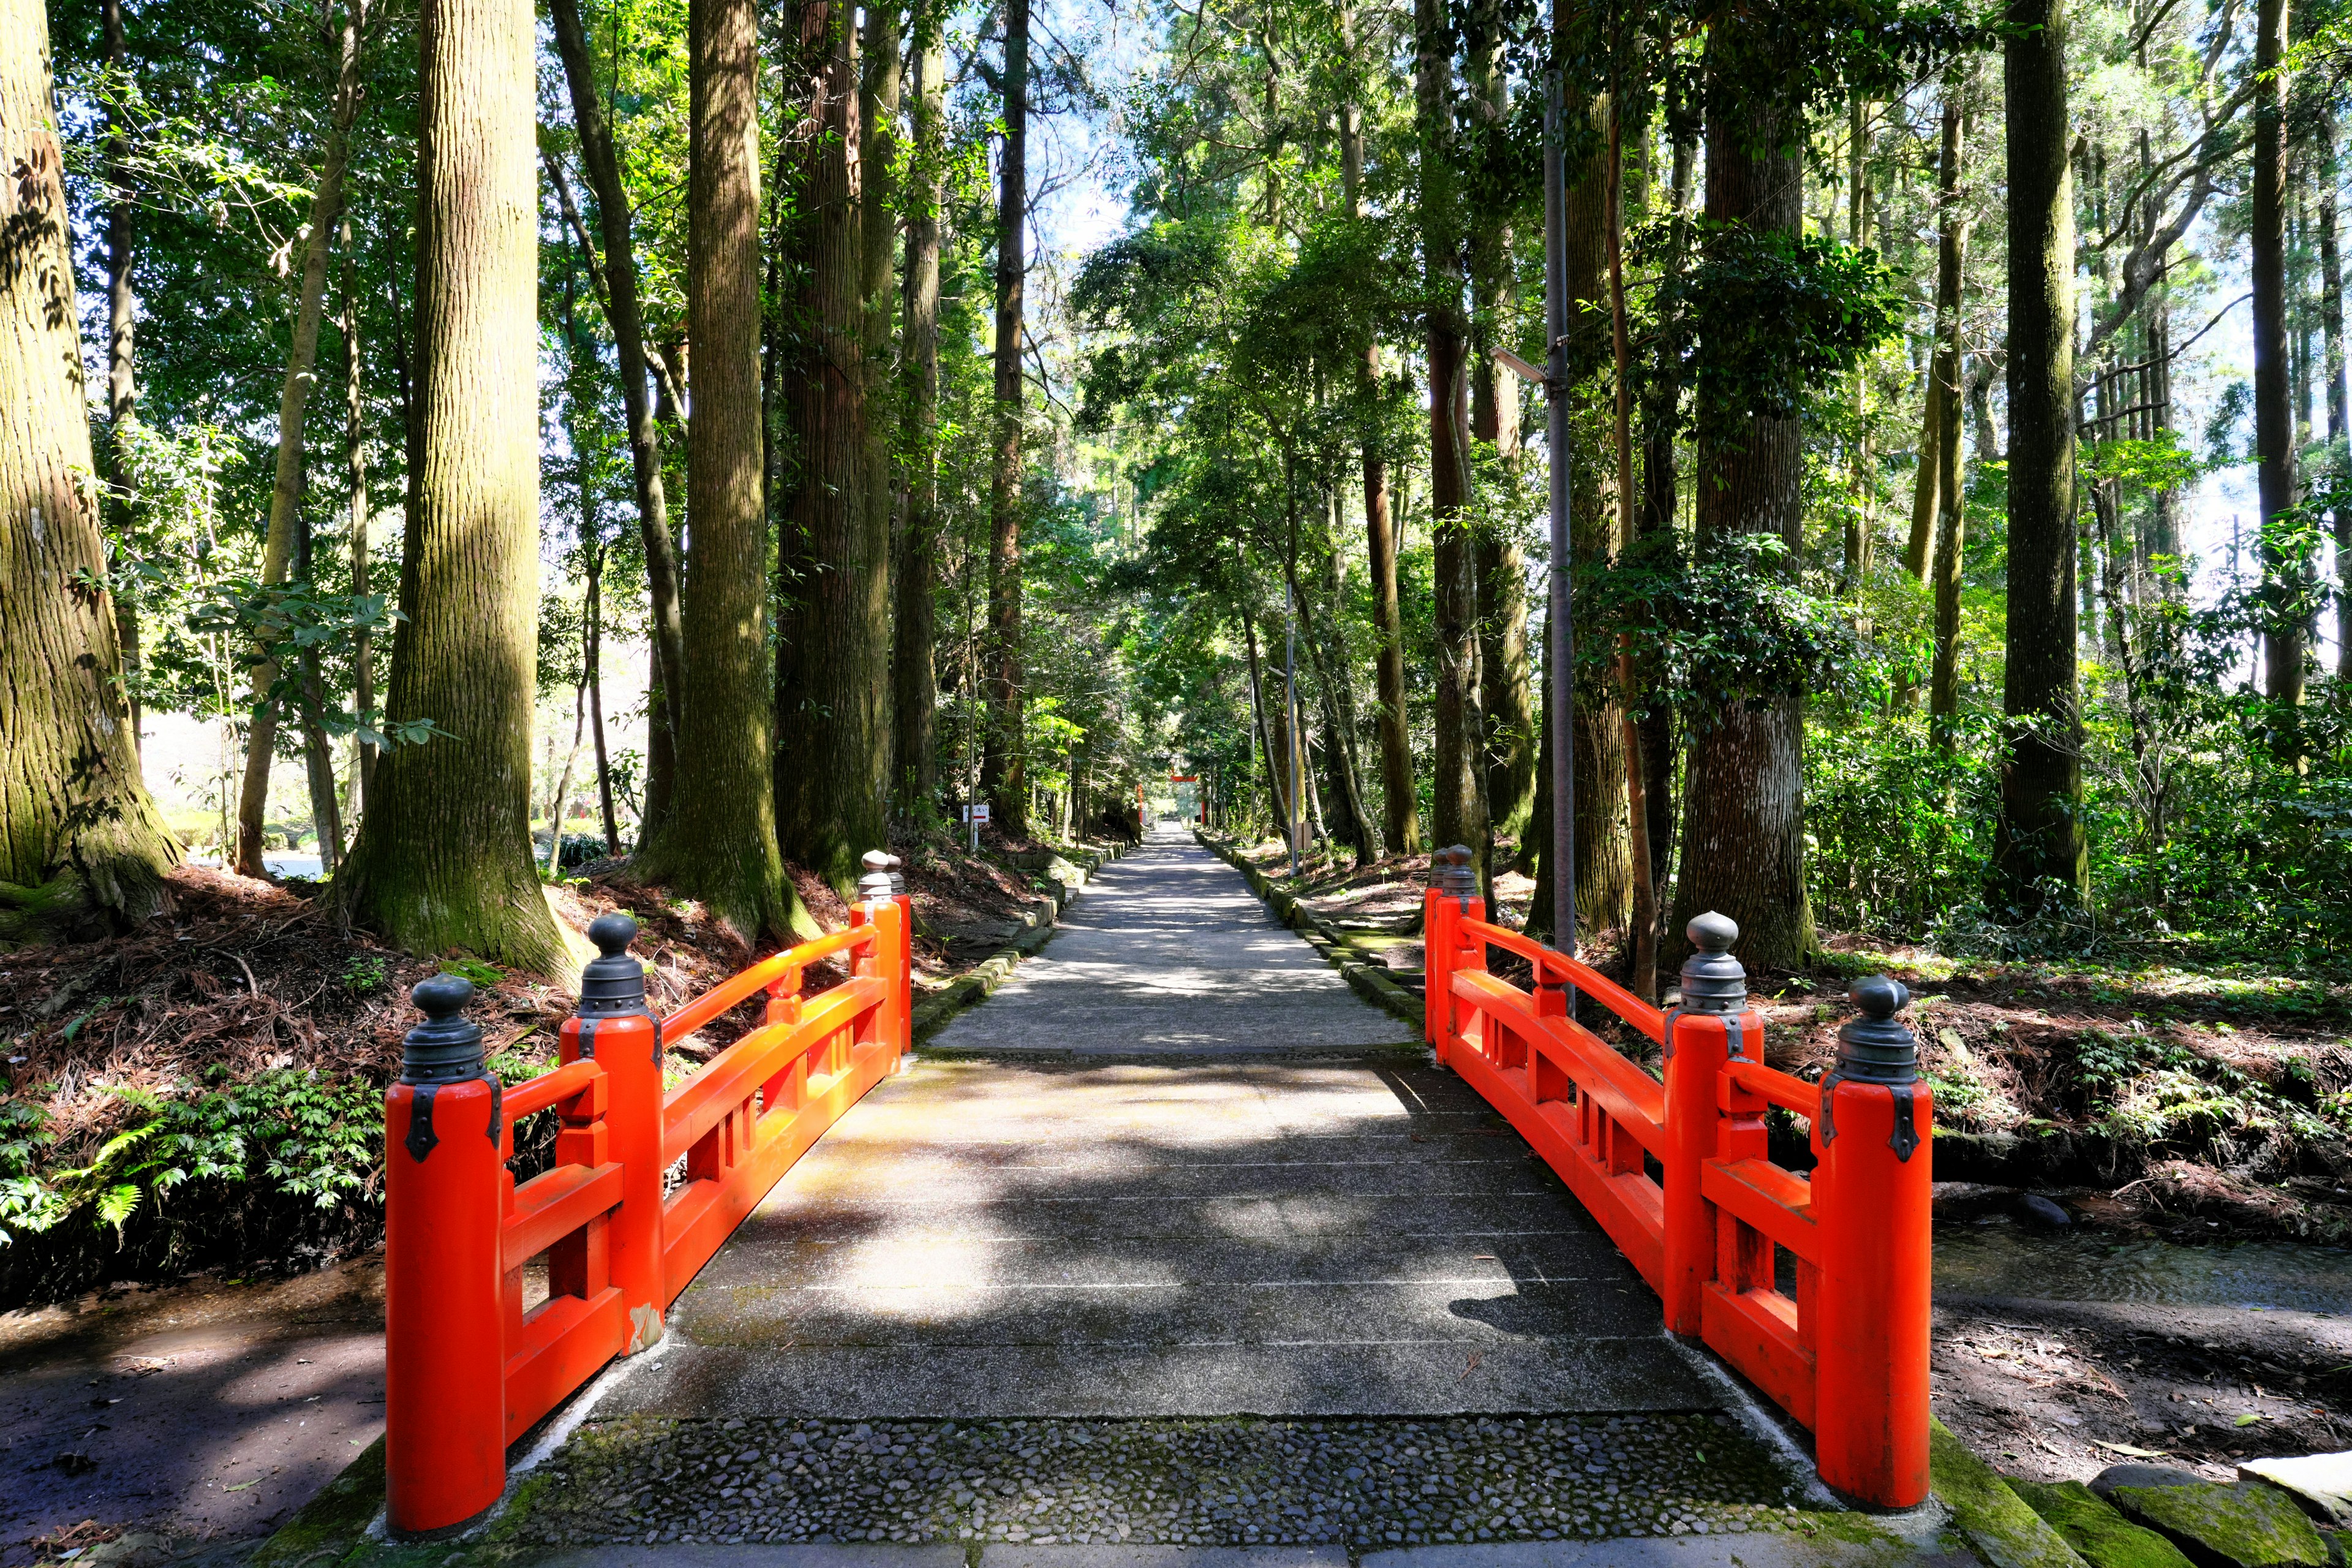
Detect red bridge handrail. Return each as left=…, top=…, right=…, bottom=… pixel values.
left=661, top=921, right=876, bottom=1044
left=1459, top=916, right=1666, bottom=1042
left=382, top=854, right=914, bottom=1536
left=1422, top=846, right=1931, bottom=1510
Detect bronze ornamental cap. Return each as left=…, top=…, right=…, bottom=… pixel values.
left=401, top=974, right=483, bottom=1084
left=1676, top=912, right=1747, bottom=1014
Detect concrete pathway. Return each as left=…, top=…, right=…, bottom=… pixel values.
left=922, top=828, right=1416, bottom=1057
left=605, top=1059, right=1706, bottom=1419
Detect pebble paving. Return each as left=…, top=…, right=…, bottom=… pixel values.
left=507, top=1412, right=1820, bottom=1550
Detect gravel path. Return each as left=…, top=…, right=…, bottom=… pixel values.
left=503, top=1413, right=1820, bottom=1551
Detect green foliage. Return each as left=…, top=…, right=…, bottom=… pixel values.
left=0, top=1071, right=383, bottom=1248
left=341, top=956, right=388, bottom=995
left=1687, top=226, right=1904, bottom=425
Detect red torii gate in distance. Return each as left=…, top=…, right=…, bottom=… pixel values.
left=1137, top=776, right=1207, bottom=826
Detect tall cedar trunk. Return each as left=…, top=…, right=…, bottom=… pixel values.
left=982, top=0, right=1030, bottom=834
left=333, top=0, right=566, bottom=970
left=1841, top=94, right=1874, bottom=592
left=293, top=510, right=343, bottom=869
left=1993, top=0, right=2089, bottom=911
left=1, top=0, right=177, bottom=941
left=1634, top=138, right=1691, bottom=902
left=1669, top=26, right=1816, bottom=971
left=1243, top=606, right=1290, bottom=830
left=1287, top=490, right=1374, bottom=866
left=1468, top=6, right=1535, bottom=844
left=235, top=0, right=365, bottom=876
left=587, top=546, right=619, bottom=853
left=638, top=0, right=797, bottom=937
left=2323, top=111, right=2351, bottom=677
left=1338, top=23, right=1419, bottom=854
left=549, top=0, right=686, bottom=838
left=2253, top=0, right=2304, bottom=732
left=1416, top=0, right=1484, bottom=883
left=774, top=0, right=887, bottom=893
left=103, top=0, right=140, bottom=755
left=1928, top=76, right=1972, bottom=745
left=859, top=0, right=899, bottom=795
left=1321, top=505, right=1381, bottom=861
left=344, top=256, right=377, bottom=817
left=1555, top=92, right=1633, bottom=938
left=892, top=2, right=944, bottom=816
left=1606, top=88, right=1658, bottom=999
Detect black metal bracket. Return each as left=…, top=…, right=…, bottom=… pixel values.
left=1889, top=1082, right=1921, bottom=1162
left=486, top=1076, right=502, bottom=1147
left=577, top=1017, right=598, bottom=1060
left=1722, top=1013, right=1746, bottom=1062
left=405, top=1084, right=439, bottom=1163
left=1817, top=1069, right=1845, bottom=1144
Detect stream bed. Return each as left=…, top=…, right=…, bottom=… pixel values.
left=1936, top=1217, right=2352, bottom=1314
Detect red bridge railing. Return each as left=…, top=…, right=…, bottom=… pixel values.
left=382, top=853, right=914, bottom=1534
left=1422, top=846, right=1931, bottom=1508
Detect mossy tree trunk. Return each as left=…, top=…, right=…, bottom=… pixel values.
left=982, top=0, right=1031, bottom=835
left=333, top=0, right=567, bottom=973
left=1992, top=0, right=2089, bottom=913
left=892, top=0, right=945, bottom=821
left=638, top=0, right=801, bottom=940
left=0, top=0, right=178, bottom=943
left=1667, top=24, right=1817, bottom=973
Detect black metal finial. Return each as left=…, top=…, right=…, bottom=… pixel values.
left=579, top=911, right=650, bottom=1019
left=1835, top=974, right=1917, bottom=1084
left=401, top=974, right=484, bottom=1084
left=1677, top=912, right=1746, bottom=1014
left=1431, top=845, right=1477, bottom=900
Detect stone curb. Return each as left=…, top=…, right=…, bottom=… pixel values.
left=1191, top=831, right=1424, bottom=1030
left=909, top=838, right=1133, bottom=1044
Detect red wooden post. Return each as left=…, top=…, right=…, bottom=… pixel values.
left=1661, top=913, right=1754, bottom=1335
left=384, top=975, right=507, bottom=1534
left=1814, top=976, right=1934, bottom=1507
left=1424, top=846, right=1483, bottom=1065
left=564, top=913, right=666, bottom=1346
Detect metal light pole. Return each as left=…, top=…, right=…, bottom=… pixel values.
left=1544, top=62, right=1576, bottom=973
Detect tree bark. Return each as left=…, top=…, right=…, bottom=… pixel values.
left=1467, top=0, right=1534, bottom=845
left=1928, top=75, right=1972, bottom=745
left=0, top=0, right=178, bottom=943
left=1416, top=0, right=1484, bottom=883
left=1547, top=89, right=1632, bottom=939
left=2253, top=0, right=2304, bottom=734
left=773, top=0, right=888, bottom=895
left=548, top=0, right=686, bottom=837
left=637, top=0, right=799, bottom=937
left=2322, top=111, right=2351, bottom=679
left=1668, top=24, right=1815, bottom=971
left=235, top=0, right=366, bottom=878
left=103, top=0, right=140, bottom=757
left=1993, top=0, right=2089, bottom=913
left=1243, top=604, right=1290, bottom=831
left=1338, top=1, right=1417, bottom=858
left=1606, top=86, right=1657, bottom=1000
left=333, top=0, right=567, bottom=970
left=892, top=0, right=945, bottom=818
left=982, top=0, right=1031, bottom=835
left=344, top=252, right=377, bottom=820
left=586, top=543, right=619, bottom=854
left=860, top=0, right=899, bottom=795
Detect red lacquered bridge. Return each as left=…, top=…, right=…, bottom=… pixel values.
left=379, top=842, right=1932, bottom=1535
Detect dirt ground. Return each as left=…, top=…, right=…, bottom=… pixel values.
left=0, top=1256, right=386, bottom=1567
left=1930, top=1284, right=2352, bottom=1483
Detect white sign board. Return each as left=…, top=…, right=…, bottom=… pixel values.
left=965, top=802, right=990, bottom=823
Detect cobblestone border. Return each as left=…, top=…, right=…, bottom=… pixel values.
left=1193, top=831, right=1423, bottom=1030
